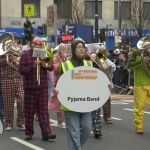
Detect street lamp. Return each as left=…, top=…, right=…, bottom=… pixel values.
left=118, top=0, right=121, bottom=49
left=106, top=24, right=112, bottom=50
left=95, top=0, right=98, bottom=43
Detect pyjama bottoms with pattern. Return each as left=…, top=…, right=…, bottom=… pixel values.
left=24, top=88, right=51, bottom=136
left=2, top=77, right=24, bottom=127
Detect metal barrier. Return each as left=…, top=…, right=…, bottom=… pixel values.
left=112, top=68, right=133, bottom=95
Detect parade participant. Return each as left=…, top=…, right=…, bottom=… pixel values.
left=0, top=32, right=25, bottom=131
left=101, top=47, right=116, bottom=124
left=34, top=35, right=54, bottom=121
left=86, top=44, right=115, bottom=138
left=83, top=44, right=102, bottom=138
left=103, top=58, right=116, bottom=124
left=126, top=38, right=150, bottom=134
left=0, top=70, right=4, bottom=122
left=19, top=36, right=56, bottom=140
left=12, top=32, right=23, bottom=50
left=54, top=40, right=112, bottom=149
left=48, top=43, right=67, bottom=127
left=40, top=35, right=54, bottom=99
left=55, top=40, right=92, bottom=150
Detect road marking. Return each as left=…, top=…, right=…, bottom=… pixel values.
left=50, top=117, right=122, bottom=128
left=111, top=101, right=129, bottom=105
left=10, top=137, right=44, bottom=150
left=123, top=108, right=150, bottom=114
left=119, top=100, right=134, bottom=103
left=100, top=115, right=122, bottom=120
left=111, top=117, right=122, bottom=120
left=50, top=119, right=66, bottom=128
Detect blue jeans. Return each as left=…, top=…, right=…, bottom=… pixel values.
left=65, top=111, right=92, bottom=150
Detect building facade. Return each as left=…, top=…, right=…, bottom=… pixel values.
left=1, top=0, right=53, bottom=28
left=0, top=0, right=150, bottom=48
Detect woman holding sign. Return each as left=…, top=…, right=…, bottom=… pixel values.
left=54, top=40, right=112, bottom=150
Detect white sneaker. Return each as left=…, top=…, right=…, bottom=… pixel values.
left=5, top=126, right=12, bottom=131
left=17, top=124, right=25, bottom=130
left=129, top=86, right=134, bottom=90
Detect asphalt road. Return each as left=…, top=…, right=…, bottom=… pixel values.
left=1, top=96, right=150, bottom=150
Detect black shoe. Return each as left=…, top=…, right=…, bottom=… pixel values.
left=42, top=134, right=56, bottom=141
left=105, top=118, right=113, bottom=124
left=25, top=135, right=32, bottom=140
left=94, top=132, right=102, bottom=139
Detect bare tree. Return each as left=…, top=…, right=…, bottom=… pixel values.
left=56, top=0, right=91, bottom=28
left=121, top=0, right=150, bottom=38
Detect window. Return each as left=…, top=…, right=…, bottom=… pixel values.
left=143, top=2, right=150, bottom=20
left=114, top=1, right=131, bottom=20
left=21, top=0, right=40, bottom=18
left=54, top=0, right=72, bottom=19
left=85, top=1, right=102, bottom=19
left=122, top=38, right=129, bottom=45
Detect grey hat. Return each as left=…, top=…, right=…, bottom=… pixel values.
left=11, top=32, right=20, bottom=38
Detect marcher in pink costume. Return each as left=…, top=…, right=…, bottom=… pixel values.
left=48, top=43, right=66, bottom=127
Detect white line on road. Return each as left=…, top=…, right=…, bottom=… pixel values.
left=111, top=117, right=122, bottom=120
left=123, top=108, right=150, bottom=114
left=111, top=101, right=129, bottom=105
left=50, top=119, right=66, bottom=128
left=10, top=137, right=44, bottom=150
left=50, top=115, right=122, bottom=129
left=100, top=115, right=122, bottom=120
left=119, top=100, right=134, bottom=103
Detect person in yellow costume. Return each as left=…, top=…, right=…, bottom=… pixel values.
left=126, top=37, right=150, bottom=134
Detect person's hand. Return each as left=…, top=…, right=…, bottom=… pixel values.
left=54, top=88, right=59, bottom=95
left=108, top=84, right=112, bottom=90
left=9, top=55, right=15, bottom=61
left=143, top=56, right=150, bottom=62
left=33, top=59, right=41, bottom=68
left=108, top=65, right=113, bottom=70
left=117, top=66, right=120, bottom=68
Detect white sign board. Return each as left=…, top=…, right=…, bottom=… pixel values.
left=0, top=119, right=4, bottom=139
left=115, top=36, right=122, bottom=43
left=56, top=66, right=110, bottom=112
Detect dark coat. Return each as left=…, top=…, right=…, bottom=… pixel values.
left=19, top=49, right=54, bottom=89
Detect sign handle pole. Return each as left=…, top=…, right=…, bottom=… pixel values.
left=26, top=17, right=30, bottom=45
left=55, top=32, right=58, bottom=46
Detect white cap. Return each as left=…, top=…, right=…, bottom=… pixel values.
left=114, top=48, right=120, bottom=54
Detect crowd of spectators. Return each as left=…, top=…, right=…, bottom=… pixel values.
left=108, top=43, right=135, bottom=94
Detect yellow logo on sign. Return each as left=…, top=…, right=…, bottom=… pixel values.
left=24, top=4, right=35, bottom=17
